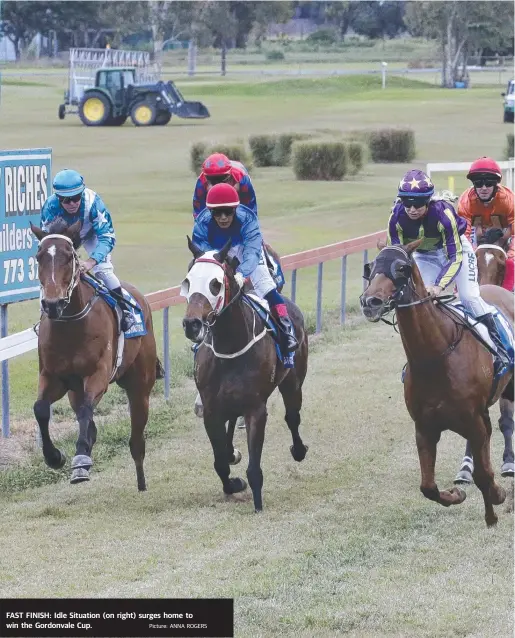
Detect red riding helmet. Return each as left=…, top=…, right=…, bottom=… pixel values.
left=206, top=183, right=240, bottom=208
left=466, top=157, right=502, bottom=182
left=202, top=153, right=232, bottom=176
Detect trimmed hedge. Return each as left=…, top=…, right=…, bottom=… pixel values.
left=292, top=141, right=348, bottom=181
left=273, top=133, right=309, bottom=166
left=347, top=141, right=366, bottom=176
left=248, top=135, right=277, bottom=167
left=190, top=141, right=252, bottom=174
left=368, top=128, right=416, bottom=163
left=505, top=132, right=514, bottom=160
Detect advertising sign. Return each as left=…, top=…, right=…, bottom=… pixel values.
left=0, top=148, right=52, bottom=304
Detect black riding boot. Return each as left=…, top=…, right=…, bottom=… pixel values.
left=112, top=287, right=136, bottom=332
left=476, top=313, right=511, bottom=366
left=276, top=314, right=299, bottom=353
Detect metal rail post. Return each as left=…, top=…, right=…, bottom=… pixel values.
left=291, top=269, right=297, bottom=304
left=340, top=255, right=347, bottom=325
left=163, top=307, right=170, bottom=401
left=316, top=263, right=323, bottom=334
left=1, top=304, right=9, bottom=437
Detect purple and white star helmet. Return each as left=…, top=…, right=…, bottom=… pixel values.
left=397, top=169, right=434, bottom=198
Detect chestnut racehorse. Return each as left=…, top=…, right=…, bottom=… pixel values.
left=361, top=240, right=513, bottom=526
left=30, top=219, right=159, bottom=490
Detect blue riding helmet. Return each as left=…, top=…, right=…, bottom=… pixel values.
left=52, top=169, right=85, bottom=198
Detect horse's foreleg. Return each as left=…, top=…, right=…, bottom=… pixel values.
left=454, top=440, right=474, bottom=485
left=278, top=372, right=308, bottom=462
left=470, top=413, right=506, bottom=527
left=226, top=418, right=241, bottom=465
left=34, top=374, right=67, bottom=470
left=499, top=397, right=514, bottom=477
left=69, top=373, right=107, bottom=484
left=204, top=413, right=247, bottom=496
left=415, top=425, right=466, bottom=508
left=246, top=404, right=268, bottom=513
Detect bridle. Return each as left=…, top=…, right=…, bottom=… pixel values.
left=185, top=257, right=268, bottom=359
left=38, top=233, right=98, bottom=321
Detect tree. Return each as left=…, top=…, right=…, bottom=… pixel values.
left=0, top=1, right=52, bottom=59
left=350, top=1, right=406, bottom=40
left=404, top=1, right=514, bottom=87
left=324, top=2, right=359, bottom=41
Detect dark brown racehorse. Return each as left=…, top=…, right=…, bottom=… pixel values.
left=454, top=227, right=514, bottom=484
left=30, top=220, right=159, bottom=490
left=182, top=238, right=309, bottom=512
left=361, top=240, right=514, bottom=526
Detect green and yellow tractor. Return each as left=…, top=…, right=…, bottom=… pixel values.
left=59, top=67, right=210, bottom=127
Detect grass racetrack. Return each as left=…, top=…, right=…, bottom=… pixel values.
left=0, top=67, right=513, bottom=637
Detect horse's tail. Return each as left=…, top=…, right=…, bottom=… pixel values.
left=156, top=357, right=165, bottom=380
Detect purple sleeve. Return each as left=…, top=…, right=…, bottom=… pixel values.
left=387, top=204, right=402, bottom=245
left=434, top=202, right=463, bottom=287
left=193, top=177, right=207, bottom=219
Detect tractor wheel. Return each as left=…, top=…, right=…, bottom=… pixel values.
left=154, top=112, right=171, bottom=126
left=130, top=101, right=157, bottom=127
left=108, top=115, right=128, bottom=126
left=58, top=104, right=66, bottom=120
left=79, top=91, right=112, bottom=126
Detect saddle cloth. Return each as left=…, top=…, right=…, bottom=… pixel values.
left=243, top=293, right=295, bottom=368
left=82, top=274, right=147, bottom=339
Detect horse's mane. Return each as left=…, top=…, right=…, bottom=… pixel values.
left=479, top=227, right=504, bottom=245
left=46, top=218, right=70, bottom=235
left=431, top=190, right=459, bottom=205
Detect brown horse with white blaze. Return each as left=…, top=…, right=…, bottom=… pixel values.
left=361, top=240, right=514, bottom=527
left=182, top=237, right=309, bottom=512
left=30, top=219, right=159, bottom=490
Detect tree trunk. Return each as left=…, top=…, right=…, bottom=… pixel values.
left=221, top=41, right=227, bottom=76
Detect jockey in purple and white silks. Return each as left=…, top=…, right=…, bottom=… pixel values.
left=387, top=168, right=510, bottom=366
left=40, top=169, right=135, bottom=331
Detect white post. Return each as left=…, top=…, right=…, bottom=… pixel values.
left=381, top=61, right=387, bottom=90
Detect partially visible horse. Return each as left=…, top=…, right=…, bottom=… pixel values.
left=361, top=240, right=514, bottom=526
left=30, top=220, right=159, bottom=489
left=476, top=228, right=508, bottom=287
left=454, top=227, right=514, bottom=484
left=182, top=237, right=309, bottom=512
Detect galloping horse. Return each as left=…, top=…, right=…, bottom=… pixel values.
left=30, top=220, right=159, bottom=490
left=361, top=240, right=514, bottom=526
left=454, top=227, right=514, bottom=484
left=181, top=237, right=309, bottom=512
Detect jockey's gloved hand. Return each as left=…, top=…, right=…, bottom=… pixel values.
left=234, top=272, right=245, bottom=289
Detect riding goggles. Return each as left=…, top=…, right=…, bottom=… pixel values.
left=57, top=193, right=82, bottom=204
left=400, top=197, right=430, bottom=209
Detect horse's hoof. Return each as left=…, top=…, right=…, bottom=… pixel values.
left=71, top=454, right=92, bottom=471
left=230, top=448, right=242, bottom=465
left=454, top=469, right=473, bottom=485
left=485, top=513, right=498, bottom=527
left=224, top=477, right=247, bottom=494
left=290, top=443, right=308, bottom=462
left=254, top=508, right=263, bottom=514
left=45, top=449, right=66, bottom=470
left=70, top=467, right=90, bottom=484
left=450, top=486, right=467, bottom=503
left=501, top=462, right=515, bottom=478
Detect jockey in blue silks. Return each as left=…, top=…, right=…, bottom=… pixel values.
left=387, top=168, right=510, bottom=367
left=192, top=182, right=298, bottom=353
left=40, top=169, right=135, bottom=331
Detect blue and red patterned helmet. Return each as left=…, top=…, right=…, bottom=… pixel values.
left=202, top=153, right=232, bottom=176
left=397, top=169, right=434, bottom=198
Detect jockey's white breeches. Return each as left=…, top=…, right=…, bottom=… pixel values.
left=90, top=256, right=121, bottom=290
left=413, top=236, right=490, bottom=317
left=228, top=246, right=276, bottom=298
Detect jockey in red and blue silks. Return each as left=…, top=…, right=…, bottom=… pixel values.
left=192, top=153, right=257, bottom=219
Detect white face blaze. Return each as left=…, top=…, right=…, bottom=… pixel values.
left=180, top=250, right=226, bottom=312
left=47, top=244, right=57, bottom=283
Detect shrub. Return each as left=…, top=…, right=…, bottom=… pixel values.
left=368, top=129, right=416, bottom=163
left=292, top=141, right=348, bottom=181
left=505, top=132, right=514, bottom=160
left=190, top=141, right=252, bottom=175
left=347, top=141, right=366, bottom=175
left=190, top=141, right=208, bottom=174
left=273, top=133, right=310, bottom=166
left=306, top=29, right=338, bottom=45
left=248, top=135, right=277, bottom=167
left=265, top=49, right=285, bottom=61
